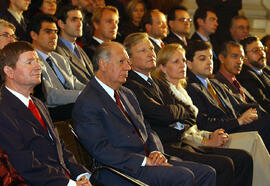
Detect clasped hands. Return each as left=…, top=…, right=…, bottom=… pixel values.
left=205, top=128, right=229, bottom=147
left=146, top=152, right=172, bottom=167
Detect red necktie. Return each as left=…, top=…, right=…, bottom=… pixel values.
left=28, top=100, right=47, bottom=131
left=232, top=79, right=246, bottom=101
left=160, top=41, right=165, bottom=48
left=114, top=90, right=148, bottom=155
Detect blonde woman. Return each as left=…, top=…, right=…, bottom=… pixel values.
left=152, top=43, right=270, bottom=186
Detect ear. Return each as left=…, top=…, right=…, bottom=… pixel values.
left=93, top=21, right=99, bottom=31
left=197, top=18, right=204, bottom=27
left=3, top=66, right=14, bottom=80
left=218, top=54, right=224, bottom=64
left=57, top=19, right=64, bottom=30
left=168, top=20, right=173, bottom=29
left=186, top=60, right=192, bottom=70
left=145, top=23, right=151, bottom=33
left=98, top=58, right=107, bottom=72
left=30, top=31, right=37, bottom=41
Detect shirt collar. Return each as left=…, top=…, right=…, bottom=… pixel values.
left=92, top=36, right=104, bottom=44
left=7, top=9, right=22, bottom=23
left=250, top=66, right=263, bottom=75
left=196, top=32, right=209, bottom=41
left=95, top=76, right=115, bottom=101
left=59, top=36, right=75, bottom=52
left=36, top=49, right=49, bottom=61
left=149, top=36, right=163, bottom=48
left=133, top=70, right=151, bottom=82
left=5, top=86, right=30, bottom=107
left=172, top=32, right=186, bottom=42
left=219, top=70, right=236, bottom=84
left=195, top=75, right=208, bottom=88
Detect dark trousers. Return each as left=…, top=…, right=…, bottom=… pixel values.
left=164, top=143, right=253, bottom=186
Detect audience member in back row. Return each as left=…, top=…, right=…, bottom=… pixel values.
left=83, top=6, right=119, bottom=60
left=123, top=33, right=253, bottom=186
left=0, top=0, right=30, bottom=41
left=260, top=35, right=270, bottom=76
left=0, top=19, right=16, bottom=50
left=237, top=36, right=270, bottom=112
left=72, top=41, right=216, bottom=186
left=142, top=9, right=168, bottom=55
left=118, top=0, right=146, bottom=41
left=190, top=7, right=220, bottom=73
left=29, top=14, right=86, bottom=122
left=55, top=5, right=94, bottom=84
left=185, top=40, right=270, bottom=152
left=164, top=6, right=191, bottom=49
left=229, top=15, right=250, bottom=43
left=0, top=41, right=91, bottom=186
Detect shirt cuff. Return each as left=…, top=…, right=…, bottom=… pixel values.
left=76, top=173, right=91, bottom=181
left=67, top=179, right=76, bottom=186
left=141, top=156, right=147, bottom=166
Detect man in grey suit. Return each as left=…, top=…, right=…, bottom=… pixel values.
left=55, top=5, right=94, bottom=84
left=29, top=14, right=85, bottom=121
left=72, top=41, right=216, bottom=186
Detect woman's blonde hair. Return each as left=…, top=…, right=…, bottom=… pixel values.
left=152, top=43, right=186, bottom=87
left=126, top=0, right=146, bottom=21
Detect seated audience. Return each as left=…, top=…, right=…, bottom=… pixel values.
left=237, top=36, right=270, bottom=112
left=83, top=6, right=119, bottom=60
left=72, top=41, right=216, bottom=186
left=261, top=35, right=270, bottom=76
left=0, top=19, right=16, bottom=50
left=29, top=14, right=85, bottom=122
left=124, top=33, right=252, bottom=186
left=229, top=15, right=249, bottom=43
left=0, top=0, right=30, bottom=41
left=154, top=43, right=270, bottom=186
left=186, top=40, right=270, bottom=152
left=0, top=41, right=91, bottom=185
left=56, top=5, right=94, bottom=84
left=118, top=0, right=146, bottom=41
left=25, top=0, right=58, bottom=19
left=190, top=7, right=219, bottom=73
left=142, top=9, right=168, bottom=55
left=164, top=6, right=191, bottom=49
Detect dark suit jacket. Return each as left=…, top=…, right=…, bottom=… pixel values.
left=237, top=64, right=270, bottom=112
left=82, top=37, right=100, bottom=61
left=163, top=32, right=187, bottom=49
left=0, top=10, right=27, bottom=41
left=56, top=38, right=94, bottom=84
left=124, top=70, right=195, bottom=144
left=0, top=87, right=88, bottom=185
left=72, top=77, right=163, bottom=178
left=149, top=38, right=162, bottom=55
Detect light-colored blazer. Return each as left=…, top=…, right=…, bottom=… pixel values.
left=56, top=39, right=94, bottom=84
left=38, top=51, right=85, bottom=107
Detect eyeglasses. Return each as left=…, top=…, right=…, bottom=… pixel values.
left=0, top=33, right=17, bottom=40
left=176, top=18, right=192, bottom=23
left=246, top=46, right=267, bottom=53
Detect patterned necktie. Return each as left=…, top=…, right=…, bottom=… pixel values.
left=74, top=45, right=81, bottom=59
left=28, top=100, right=47, bottom=131
left=207, top=80, right=226, bottom=112
left=232, top=79, right=246, bottom=101
left=114, top=90, right=148, bottom=155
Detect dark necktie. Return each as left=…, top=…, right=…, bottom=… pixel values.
left=46, top=57, right=66, bottom=87
left=114, top=90, right=148, bottom=155
left=260, top=72, right=270, bottom=86
left=207, top=80, right=226, bottom=112
left=74, top=45, right=81, bottom=59
left=28, top=100, right=47, bottom=131
left=232, top=79, right=246, bottom=101
left=147, top=77, right=156, bottom=90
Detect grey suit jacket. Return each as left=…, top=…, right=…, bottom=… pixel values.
left=38, top=51, right=85, bottom=107
left=56, top=39, right=94, bottom=84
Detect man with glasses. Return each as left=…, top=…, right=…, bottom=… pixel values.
left=237, top=36, right=270, bottom=112
left=0, top=19, right=16, bottom=49
left=229, top=16, right=249, bottom=43
left=164, top=6, right=191, bottom=49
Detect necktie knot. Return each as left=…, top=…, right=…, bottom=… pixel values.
left=74, top=45, right=81, bottom=59
left=160, top=41, right=165, bottom=48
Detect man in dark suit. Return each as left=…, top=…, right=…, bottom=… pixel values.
left=190, top=7, right=220, bottom=73
left=164, top=6, right=191, bottom=49
left=0, top=41, right=91, bottom=185
left=55, top=5, right=94, bottom=84
left=186, top=40, right=270, bottom=151
left=83, top=6, right=119, bottom=60
left=142, top=9, right=168, bottom=55
left=215, top=41, right=267, bottom=115
left=237, top=36, right=270, bottom=112
left=229, top=16, right=250, bottom=43
left=123, top=32, right=253, bottom=186
left=72, top=41, right=216, bottom=186
left=29, top=14, right=86, bottom=122
left=0, top=0, right=30, bottom=41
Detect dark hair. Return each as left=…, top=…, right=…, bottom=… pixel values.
left=26, top=0, right=59, bottom=18
left=261, top=35, right=270, bottom=46
left=193, top=7, right=215, bottom=30
left=186, top=40, right=212, bottom=61
left=167, top=6, right=187, bottom=21
left=56, top=4, right=81, bottom=24
left=219, top=41, right=243, bottom=57
left=0, top=41, right=35, bottom=83
left=240, top=36, right=259, bottom=53
left=27, top=14, right=57, bottom=42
